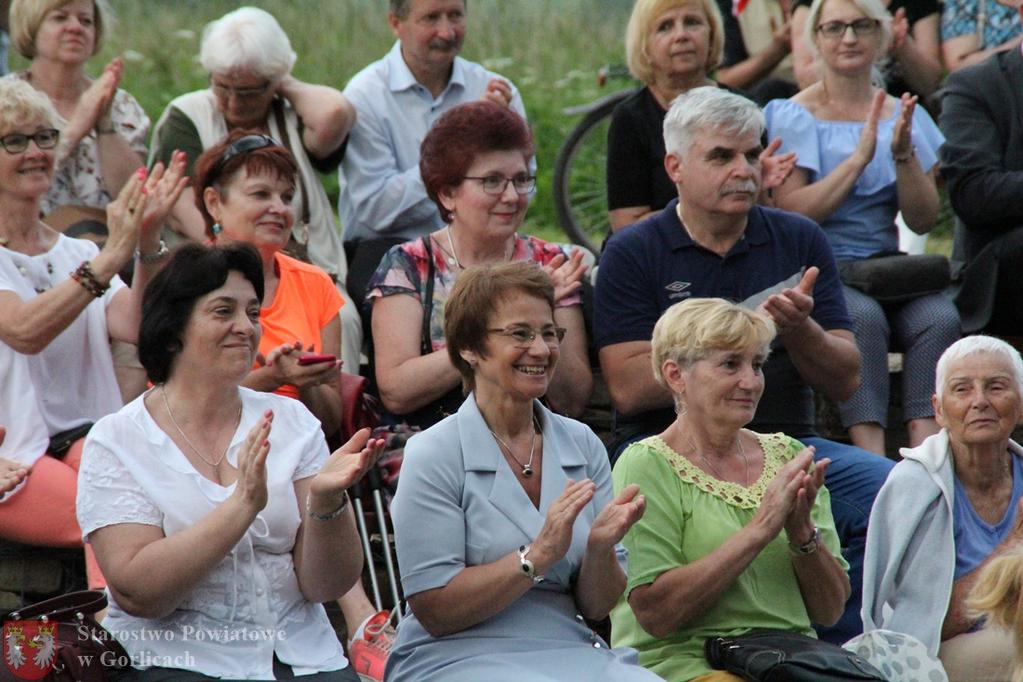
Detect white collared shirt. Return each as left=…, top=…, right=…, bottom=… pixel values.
left=76, top=388, right=348, bottom=679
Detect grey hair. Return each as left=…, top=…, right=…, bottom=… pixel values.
left=803, top=0, right=892, bottom=61
left=935, top=336, right=1023, bottom=397
left=390, top=0, right=468, bottom=20
left=662, top=86, right=765, bottom=159
left=199, top=7, right=296, bottom=81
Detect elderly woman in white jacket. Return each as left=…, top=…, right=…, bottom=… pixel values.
left=862, top=335, right=1023, bottom=682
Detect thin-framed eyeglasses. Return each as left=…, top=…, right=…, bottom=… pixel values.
left=488, top=325, right=567, bottom=348
left=210, top=79, right=274, bottom=101
left=815, top=18, right=880, bottom=39
left=211, top=134, right=279, bottom=180
left=463, top=174, right=537, bottom=195
left=0, top=128, right=60, bottom=154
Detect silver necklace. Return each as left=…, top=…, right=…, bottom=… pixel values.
left=490, top=416, right=541, bottom=478
left=161, top=385, right=241, bottom=468
left=444, top=228, right=513, bottom=270
left=687, top=432, right=750, bottom=486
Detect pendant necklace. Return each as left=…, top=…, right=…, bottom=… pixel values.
left=161, top=385, right=241, bottom=468
left=444, top=228, right=513, bottom=270
left=490, top=415, right=541, bottom=477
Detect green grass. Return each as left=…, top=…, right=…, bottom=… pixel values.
left=12, top=0, right=634, bottom=244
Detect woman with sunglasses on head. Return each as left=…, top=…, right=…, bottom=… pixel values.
left=385, top=261, right=659, bottom=682
left=763, top=0, right=958, bottom=457
left=149, top=6, right=362, bottom=374
left=0, top=77, right=184, bottom=588
left=367, top=101, right=592, bottom=431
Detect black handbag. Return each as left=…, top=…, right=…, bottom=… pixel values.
left=838, top=252, right=950, bottom=303
left=704, top=629, right=886, bottom=681
left=1, top=590, right=129, bottom=681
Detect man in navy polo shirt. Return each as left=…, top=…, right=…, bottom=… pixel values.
left=595, top=86, right=893, bottom=644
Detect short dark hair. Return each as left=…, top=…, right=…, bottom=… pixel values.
left=420, top=101, right=534, bottom=223
left=192, top=128, right=299, bottom=237
left=444, top=261, right=555, bottom=392
left=139, top=243, right=265, bottom=384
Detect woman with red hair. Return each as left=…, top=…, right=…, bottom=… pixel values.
left=367, top=101, right=592, bottom=428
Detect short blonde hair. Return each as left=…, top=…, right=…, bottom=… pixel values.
left=650, top=298, right=776, bottom=388
left=803, top=0, right=892, bottom=60
left=625, top=0, right=724, bottom=85
left=0, top=78, right=60, bottom=137
left=9, top=0, right=112, bottom=60
left=966, top=551, right=1023, bottom=682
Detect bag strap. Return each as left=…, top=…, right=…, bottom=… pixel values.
left=421, top=235, right=436, bottom=357
left=272, top=99, right=311, bottom=226
left=7, top=590, right=108, bottom=621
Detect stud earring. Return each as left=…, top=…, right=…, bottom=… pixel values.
left=211, top=223, right=222, bottom=237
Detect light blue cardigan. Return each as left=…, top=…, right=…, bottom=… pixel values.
left=861, top=429, right=1023, bottom=656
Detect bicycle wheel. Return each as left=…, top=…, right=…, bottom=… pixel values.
left=552, top=89, right=636, bottom=257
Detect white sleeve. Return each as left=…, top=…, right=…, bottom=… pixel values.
left=77, top=437, right=163, bottom=542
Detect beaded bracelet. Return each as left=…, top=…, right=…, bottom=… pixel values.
left=70, top=261, right=109, bottom=298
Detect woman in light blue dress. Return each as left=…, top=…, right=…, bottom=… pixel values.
left=384, top=262, right=662, bottom=682
left=764, top=0, right=958, bottom=458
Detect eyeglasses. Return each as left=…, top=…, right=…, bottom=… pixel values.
left=815, top=18, right=880, bottom=39
left=463, top=175, right=537, bottom=195
left=488, top=326, right=567, bottom=348
left=0, top=128, right=60, bottom=154
left=210, top=80, right=274, bottom=101
left=211, top=134, right=279, bottom=179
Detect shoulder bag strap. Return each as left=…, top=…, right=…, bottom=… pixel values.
left=421, top=235, right=436, bottom=357
left=7, top=590, right=108, bottom=621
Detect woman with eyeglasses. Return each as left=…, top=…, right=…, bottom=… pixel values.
left=385, top=261, right=660, bottom=682
left=367, top=101, right=592, bottom=430
left=149, top=6, right=362, bottom=374
left=0, top=77, right=184, bottom=588
left=763, top=0, right=958, bottom=457
left=7, top=0, right=150, bottom=233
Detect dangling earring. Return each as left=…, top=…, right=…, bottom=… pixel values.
left=211, top=223, right=222, bottom=237
left=674, top=395, right=687, bottom=417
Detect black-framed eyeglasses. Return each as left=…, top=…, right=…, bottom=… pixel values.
left=463, top=174, right=537, bottom=195
left=488, top=326, right=567, bottom=348
left=211, top=134, right=279, bottom=179
left=815, top=18, right=880, bottom=39
left=0, top=128, right=60, bottom=154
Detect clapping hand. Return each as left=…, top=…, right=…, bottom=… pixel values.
left=759, top=266, right=817, bottom=335
left=783, top=453, right=829, bottom=545
left=530, top=479, right=596, bottom=574
left=754, top=447, right=815, bottom=538
left=308, top=428, right=386, bottom=506
left=853, top=89, right=885, bottom=167
left=586, top=484, right=646, bottom=553
left=891, top=93, right=917, bottom=162
left=103, top=168, right=151, bottom=266
left=66, top=57, right=123, bottom=145
left=233, top=410, right=274, bottom=513
left=138, top=152, right=189, bottom=240
left=541, top=250, right=588, bottom=304
left=760, top=137, right=797, bottom=191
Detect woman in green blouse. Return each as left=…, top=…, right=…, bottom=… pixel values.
left=609, top=297, right=850, bottom=682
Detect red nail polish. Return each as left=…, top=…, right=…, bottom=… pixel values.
left=263, top=439, right=269, bottom=447
left=136, top=167, right=147, bottom=179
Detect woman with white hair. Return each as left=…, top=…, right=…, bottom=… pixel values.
left=149, top=6, right=362, bottom=373
left=763, top=0, right=958, bottom=457
left=862, top=335, right=1023, bottom=681
left=7, top=0, right=149, bottom=233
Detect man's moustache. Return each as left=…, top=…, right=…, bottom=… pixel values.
left=720, top=181, right=758, bottom=195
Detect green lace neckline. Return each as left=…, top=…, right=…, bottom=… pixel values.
left=645, top=431, right=794, bottom=510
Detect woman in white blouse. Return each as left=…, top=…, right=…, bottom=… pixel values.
left=76, top=243, right=383, bottom=681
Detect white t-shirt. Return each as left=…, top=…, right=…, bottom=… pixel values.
left=0, top=345, right=48, bottom=474
left=0, top=235, right=125, bottom=435
left=76, top=388, right=349, bottom=679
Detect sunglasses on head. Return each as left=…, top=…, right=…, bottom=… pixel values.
left=210, top=134, right=279, bottom=180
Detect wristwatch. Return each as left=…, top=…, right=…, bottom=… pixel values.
left=518, top=544, right=544, bottom=584
left=788, top=526, right=821, bottom=556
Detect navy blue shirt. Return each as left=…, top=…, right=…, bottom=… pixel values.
left=595, top=200, right=852, bottom=440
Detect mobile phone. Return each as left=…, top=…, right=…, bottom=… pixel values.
left=297, top=353, right=337, bottom=366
